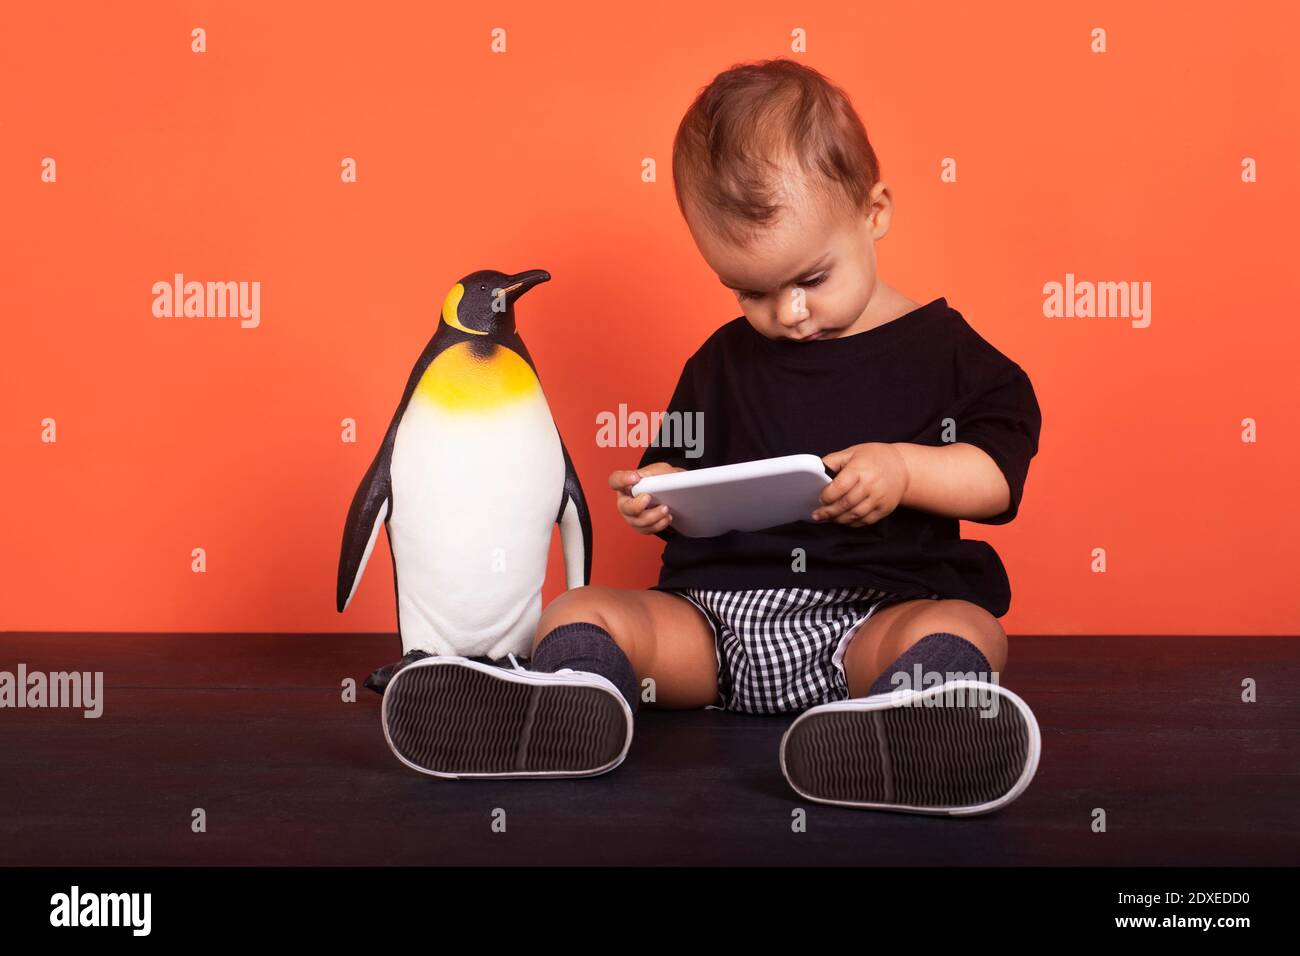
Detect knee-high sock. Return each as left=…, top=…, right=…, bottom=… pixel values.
left=530, top=622, right=639, bottom=714
left=867, top=632, right=993, bottom=697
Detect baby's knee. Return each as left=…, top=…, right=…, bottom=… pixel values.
left=534, top=586, right=638, bottom=651
left=915, top=599, right=1007, bottom=667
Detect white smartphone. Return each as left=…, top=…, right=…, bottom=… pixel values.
left=630, top=453, right=833, bottom=538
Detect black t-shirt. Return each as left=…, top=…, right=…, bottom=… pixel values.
left=636, top=297, right=1042, bottom=617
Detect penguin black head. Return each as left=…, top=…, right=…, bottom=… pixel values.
left=440, top=268, right=550, bottom=338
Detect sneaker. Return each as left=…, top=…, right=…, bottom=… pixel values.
left=779, top=679, right=1041, bottom=816
left=380, top=654, right=633, bottom=779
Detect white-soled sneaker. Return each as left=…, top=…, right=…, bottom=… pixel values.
left=779, top=679, right=1041, bottom=816
left=380, top=654, right=633, bottom=779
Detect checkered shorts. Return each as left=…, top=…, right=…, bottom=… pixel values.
left=668, top=586, right=936, bottom=715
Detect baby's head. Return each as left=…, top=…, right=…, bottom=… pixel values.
left=672, top=58, right=893, bottom=341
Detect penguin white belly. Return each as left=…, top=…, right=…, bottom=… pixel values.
left=387, top=341, right=564, bottom=659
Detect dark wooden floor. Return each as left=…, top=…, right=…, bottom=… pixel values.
left=0, top=633, right=1295, bottom=865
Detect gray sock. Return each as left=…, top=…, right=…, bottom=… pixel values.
left=867, top=631, right=993, bottom=697
left=529, top=622, right=639, bottom=714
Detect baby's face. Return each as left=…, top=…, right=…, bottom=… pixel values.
left=686, top=181, right=892, bottom=341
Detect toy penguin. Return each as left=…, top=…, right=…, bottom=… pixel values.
left=336, top=268, right=593, bottom=692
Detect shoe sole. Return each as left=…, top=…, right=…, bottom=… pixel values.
left=381, top=656, right=633, bottom=779
left=779, top=679, right=1041, bottom=816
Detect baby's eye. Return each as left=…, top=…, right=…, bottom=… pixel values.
left=736, top=290, right=760, bottom=302
left=799, top=272, right=829, bottom=288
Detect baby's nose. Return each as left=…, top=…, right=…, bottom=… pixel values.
left=774, top=291, right=810, bottom=330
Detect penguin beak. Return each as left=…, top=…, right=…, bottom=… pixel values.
left=494, top=269, right=551, bottom=303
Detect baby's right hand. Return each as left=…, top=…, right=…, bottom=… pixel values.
left=610, top=463, right=685, bottom=534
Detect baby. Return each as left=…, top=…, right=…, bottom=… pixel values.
left=379, top=58, right=1043, bottom=816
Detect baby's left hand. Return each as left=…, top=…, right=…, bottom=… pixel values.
left=813, top=443, right=910, bottom=527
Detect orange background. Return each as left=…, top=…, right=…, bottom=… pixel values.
left=2, top=1, right=1297, bottom=636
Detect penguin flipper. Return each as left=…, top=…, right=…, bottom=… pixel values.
left=336, top=328, right=450, bottom=615
left=336, top=449, right=392, bottom=613
left=555, top=437, right=593, bottom=588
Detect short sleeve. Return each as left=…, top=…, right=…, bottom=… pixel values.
left=952, top=362, right=1042, bottom=525
left=636, top=356, right=703, bottom=541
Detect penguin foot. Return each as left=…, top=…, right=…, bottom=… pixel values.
left=380, top=655, right=633, bottom=779
left=363, top=650, right=433, bottom=696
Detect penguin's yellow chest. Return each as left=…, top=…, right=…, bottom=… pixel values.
left=414, top=342, right=541, bottom=411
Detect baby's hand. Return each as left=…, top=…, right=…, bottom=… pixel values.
left=610, top=463, right=684, bottom=534
left=813, top=443, right=910, bottom=527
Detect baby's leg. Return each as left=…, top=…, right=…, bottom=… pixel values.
left=378, top=587, right=718, bottom=780
left=779, top=598, right=1036, bottom=816
left=531, top=586, right=720, bottom=710
left=841, top=598, right=1008, bottom=698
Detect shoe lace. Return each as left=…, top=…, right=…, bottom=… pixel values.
left=506, top=653, right=575, bottom=677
